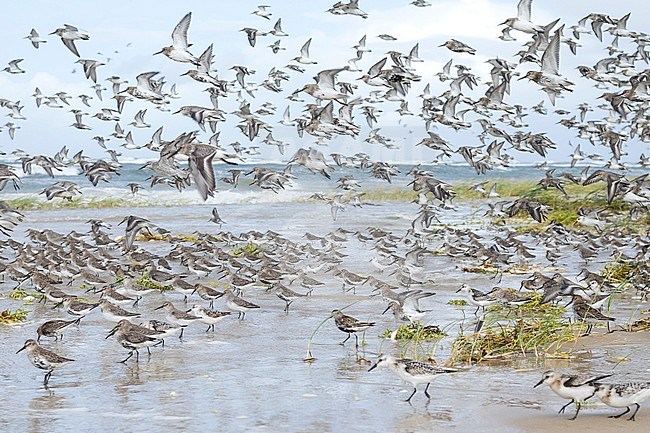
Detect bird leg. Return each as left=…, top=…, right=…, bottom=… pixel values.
left=569, top=402, right=581, bottom=420
left=354, top=333, right=359, bottom=349
left=341, top=334, right=350, bottom=345
left=405, top=387, right=417, bottom=403
left=43, top=370, right=53, bottom=386
left=558, top=399, right=574, bottom=414
left=628, top=403, right=640, bottom=421
left=424, top=383, right=431, bottom=399
left=135, top=349, right=140, bottom=362
left=610, top=406, right=630, bottom=419
left=120, top=351, right=134, bottom=363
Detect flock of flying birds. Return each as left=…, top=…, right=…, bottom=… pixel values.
left=3, top=0, right=650, bottom=422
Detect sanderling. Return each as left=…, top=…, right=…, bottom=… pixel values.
left=596, top=382, right=650, bottom=421
left=456, top=284, right=498, bottom=314
left=534, top=370, right=612, bottom=420
left=189, top=305, right=231, bottom=332
left=369, top=354, right=457, bottom=403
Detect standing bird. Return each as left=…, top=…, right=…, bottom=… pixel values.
left=16, top=339, right=74, bottom=387
left=596, top=382, right=650, bottom=421
left=572, top=295, right=615, bottom=334
left=534, top=370, right=612, bottom=420
left=224, top=288, right=260, bottom=320
left=331, top=309, right=375, bottom=347
left=369, top=354, right=457, bottom=403
left=36, top=318, right=81, bottom=341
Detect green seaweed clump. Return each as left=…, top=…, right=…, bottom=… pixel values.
left=448, top=299, right=469, bottom=306
left=135, top=272, right=173, bottom=292
left=380, top=321, right=446, bottom=341
left=233, top=243, right=261, bottom=258
left=0, top=308, right=29, bottom=324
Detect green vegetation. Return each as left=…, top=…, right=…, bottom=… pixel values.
left=380, top=321, right=446, bottom=341
left=0, top=308, right=29, bottom=324
left=232, top=243, right=261, bottom=258
left=601, top=258, right=639, bottom=285
left=135, top=272, right=173, bottom=292
left=448, top=299, right=468, bottom=306
left=450, top=293, right=578, bottom=363
left=9, top=288, right=30, bottom=300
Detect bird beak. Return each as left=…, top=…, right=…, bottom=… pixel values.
left=533, top=378, right=544, bottom=388
left=153, top=49, right=164, bottom=55
left=154, top=304, right=165, bottom=311
left=517, top=76, right=527, bottom=81
left=381, top=305, right=391, bottom=315
left=16, top=344, right=27, bottom=354
left=499, top=20, right=509, bottom=26
left=455, top=288, right=462, bottom=293
left=106, top=327, right=117, bottom=339
left=368, top=362, right=378, bottom=372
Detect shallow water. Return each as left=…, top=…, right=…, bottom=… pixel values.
left=1, top=200, right=650, bottom=433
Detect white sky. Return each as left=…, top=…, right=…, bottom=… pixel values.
left=0, top=0, right=648, bottom=164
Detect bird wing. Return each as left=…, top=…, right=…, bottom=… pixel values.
left=367, top=57, right=387, bottom=76
left=189, top=149, right=216, bottom=201
left=172, top=12, right=192, bottom=49
left=517, top=0, right=532, bottom=21
left=541, top=29, right=561, bottom=75
left=316, top=68, right=345, bottom=90
left=62, top=38, right=81, bottom=57
left=300, top=38, right=312, bottom=57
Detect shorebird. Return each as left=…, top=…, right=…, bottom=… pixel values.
left=331, top=309, right=375, bottom=347
left=520, top=27, right=574, bottom=104
left=292, top=38, right=317, bottom=64
left=3, top=59, right=26, bottom=74
left=596, top=382, right=650, bottom=421
left=106, top=321, right=163, bottom=363
left=188, top=305, right=231, bottom=332
left=369, top=355, right=457, bottom=403
left=154, top=12, right=198, bottom=64
left=17, top=339, right=74, bottom=386
left=25, top=28, right=47, bottom=48
left=500, top=0, right=543, bottom=34
left=224, top=288, right=260, bottom=320
left=209, top=207, right=226, bottom=227
left=49, top=24, right=89, bottom=57
left=36, top=318, right=81, bottom=341
left=534, top=370, right=612, bottom=420
left=456, top=284, right=498, bottom=314
left=154, top=301, right=201, bottom=339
